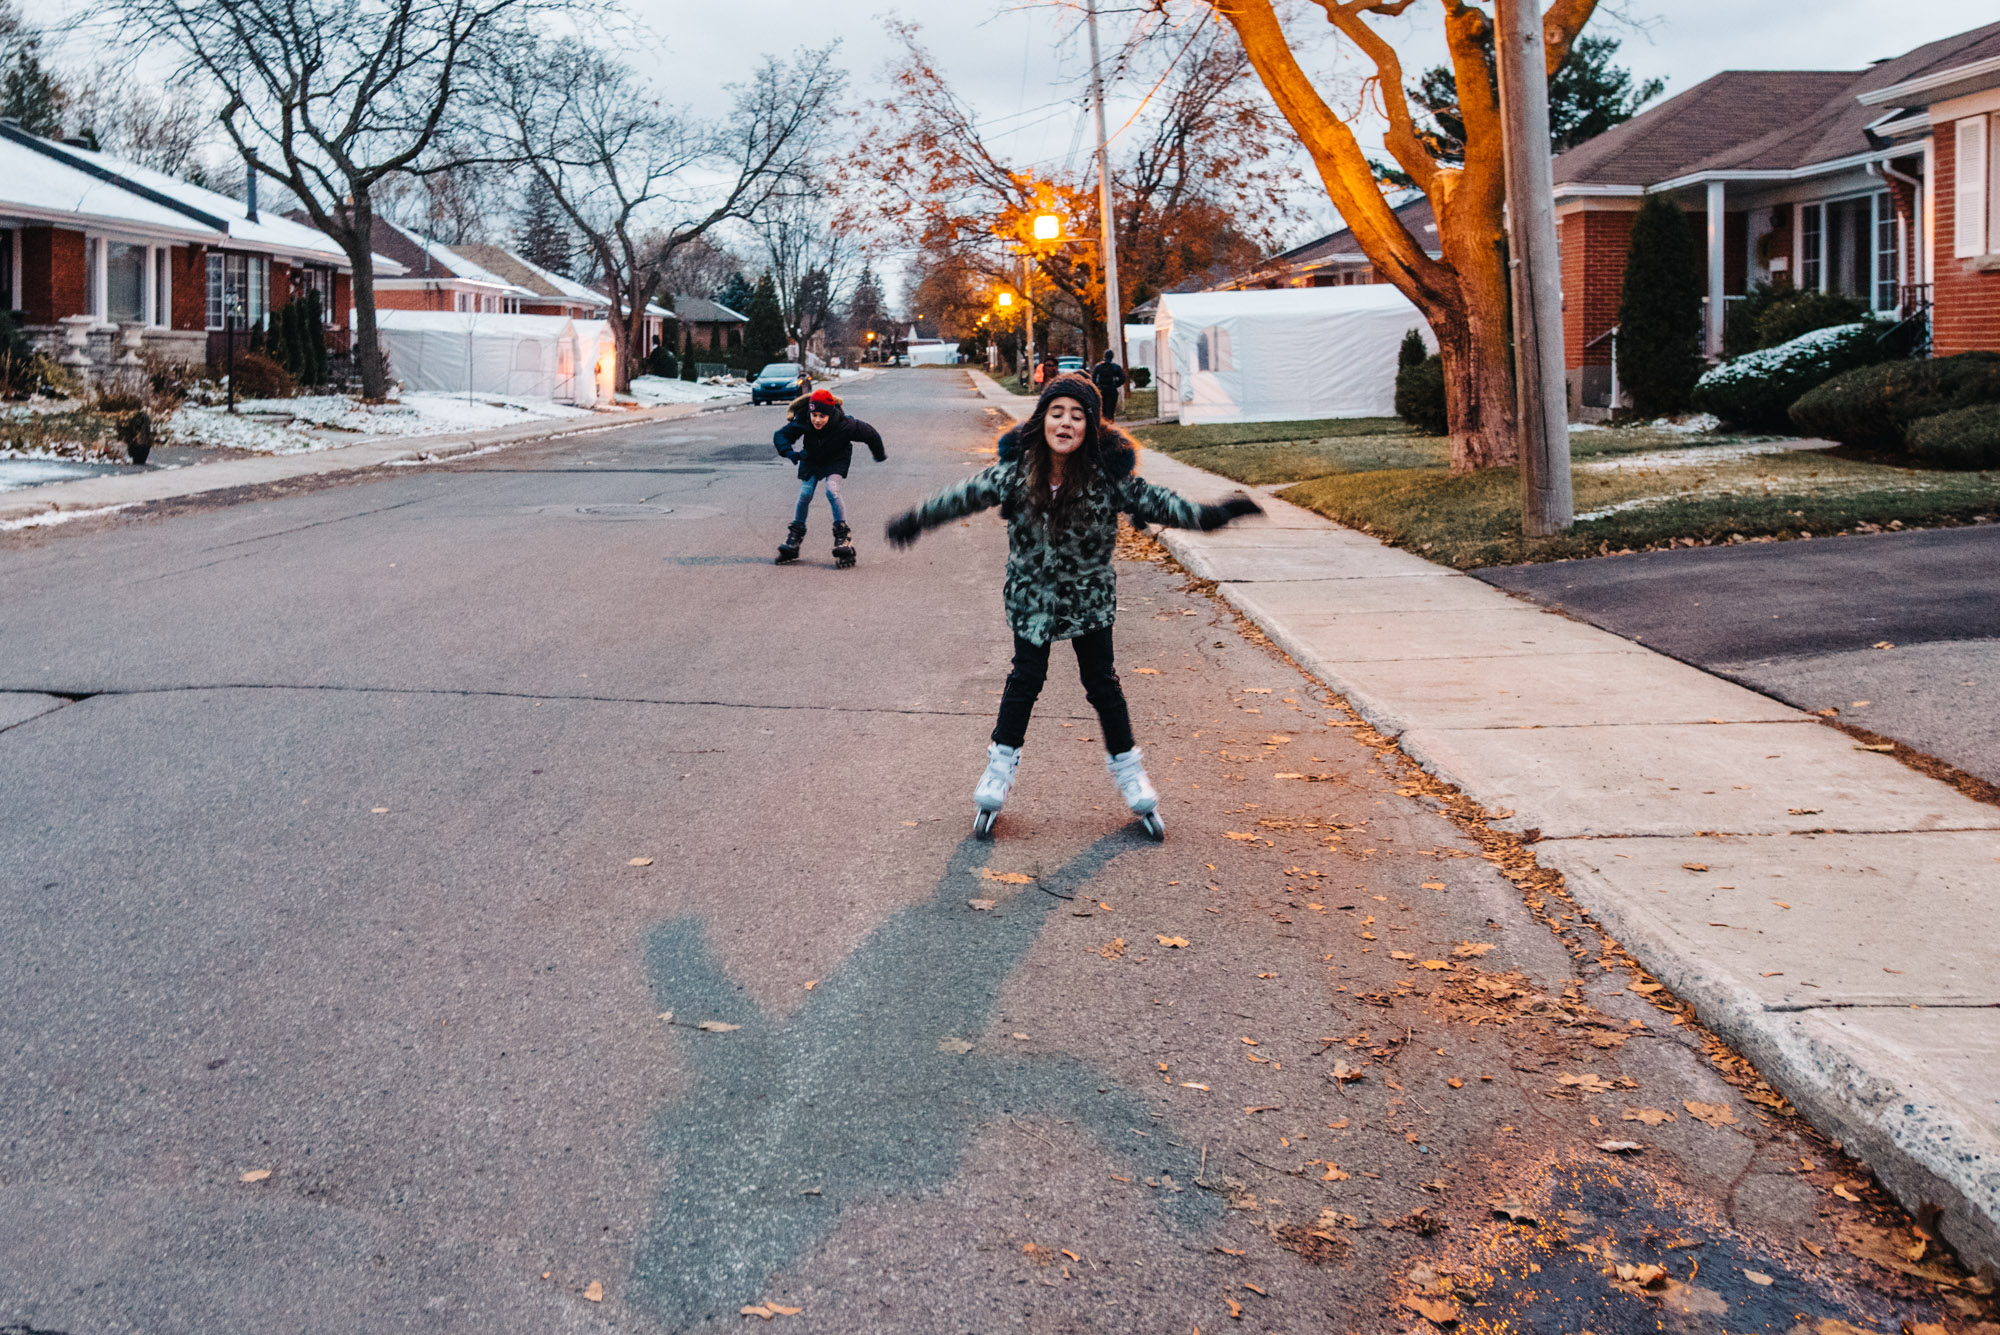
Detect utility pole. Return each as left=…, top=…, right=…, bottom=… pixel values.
left=1020, top=252, right=1034, bottom=384
left=1494, top=0, right=1573, bottom=535
left=1086, top=0, right=1123, bottom=393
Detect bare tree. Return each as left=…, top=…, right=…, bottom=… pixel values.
left=756, top=191, right=858, bottom=352
left=103, top=0, right=534, bottom=398
left=657, top=234, right=746, bottom=306
left=64, top=72, right=224, bottom=184
left=484, top=39, right=844, bottom=391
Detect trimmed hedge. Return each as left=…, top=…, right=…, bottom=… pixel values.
left=1690, top=322, right=1882, bottom=431
left=1788, top=351, right=2000, bottom=451
left=1906, top=404, right=2000, bottom=470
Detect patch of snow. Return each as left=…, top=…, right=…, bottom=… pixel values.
left=1580, top=442, right=1809, bottom=472
left=0, top=458, right=108, bottom=491
left=384, top=443, right=510, bottom=467
left=165, top=391, right=596, bottom=453
left=0, top=502, right=133, bottom=530
left=1650, top=413, right=1722, bottom=434
left=1696, top=323, right=1866, bottom=388
left=627, top=376, right=747, bottom=405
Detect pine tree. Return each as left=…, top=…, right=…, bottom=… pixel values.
left=515, top=188, right=572, bottom=277
left=847, top=265, right=886, bottom=341
left=742, top=273, right=786, bottom=370
left=1397, top=328, right=1427, bottom=374
left=715, top=272, right=755, bottom=316
left=0, top=35, right=67, bottom=138
left=680, top=328, right=697, bottom=381
left=1616, top=193, right=1704, bottom=418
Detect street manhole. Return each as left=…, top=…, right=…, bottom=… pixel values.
left=574, top=504, right=674, bottom=519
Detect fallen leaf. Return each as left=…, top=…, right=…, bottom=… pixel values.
left=1448, top=1078, right=1464, bottom=1089
left=1800, top=1239, right=1825, bottom=1257
left=978, top=869, right=1034, bottom=884
left=1255, top=971, right=1276, bottom=979
left=1132, top=667, right=1159, bottom=674
left=1855, top=742, right=1895, bottom=752
left=1871, top=640, right=1894, bottom=650
left=803, top=980, right=816, bottom=990
left=1831, top=1183, right=1862, bottom=1202
left=1226, top=1297, right=1242, bottom=1319
left=1596, top=1139, right=1644, bottom=1153
left=765, top=1303, right=801, bottom=1316
left=1421, top=960, right=1452, bottom=971
left=938, top=1037, right=974, bottom=1054
left=1556, top=1073, right=1615, bottom=1094
left=967, top=898, right=997, bottom=911
left=1097, top=937, right=1127, bottom=959
left=1216, top=1247, right=1246, bottom=1256
left=627, top=857, right=654, bottom=867
left=1452, top=942, right=1495, bottom=958
left=1743, top=1269, right=1773, bottom=1286
left=1180, top=1082, right=1210, bottom=1091
left=697, top=1020, right=740, bottom=1033
left=1613, top=1262, right=1669, bottom=1290
left=1420, top=880, right=1446, bottom=891
left=1157, top=935, right=1190, bottom=948
left=1390, top=950, right=1416, bottom=961
left=1789, top=807, right=1823, bottom=815
left=1242, top=688, right=1271, bottom=694
left=1224, top=832, right=1259, bottom=841
left=1772, top=900, right=1792, bottom=910
left=741, top=1305, right=772, bottom=1319
left=1061, top=1249, right=1080, bottom=1262
left=1274, top=772, right=1306, bottom=779
left=1623, top=1107, right=1675, bottom=1126
left=1683, top=1101, right=1737, bottom=1128
left=239, top=1169, right=272, bottom=1183
left=371, top=807, right=390, bottom=814
left=1630, top=981, right=1665, bottom=994
left=1328, top=1062, right=1366, bottom=1082
left=1681, top=862, right=1709, bottom=872
left=1321, top=1163, right=1351, bottom=1181
left=1401, top=1293, right=1462, bottom=1325
left=1242, top=1282, right=1267, bottom=1295
left=584, top=1281, right=604, bottom=1303
left=1492, top=1198, right=1537, bottom=1224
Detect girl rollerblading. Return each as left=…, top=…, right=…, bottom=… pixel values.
left=773, top=389, right=886, bottom=566
left=885, top=374, right=1261, bottom=840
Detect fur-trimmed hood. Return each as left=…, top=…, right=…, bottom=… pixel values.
left=994, top=421, right=1137, bottom=480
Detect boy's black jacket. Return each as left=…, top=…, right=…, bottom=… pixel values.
left=773, top=395, right=886, bottom=480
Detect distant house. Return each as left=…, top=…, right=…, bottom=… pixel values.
left=350, top=219, right=536, bottom=314
left=1550, top=20, right=2000, bottom=413
left=1225, top=196, right=1442, bottom=291
left=673, top=294, right=748, bottom=357
left=0, top=122, right=397, bottom=375
left=452, top=244, right=609, bottom=320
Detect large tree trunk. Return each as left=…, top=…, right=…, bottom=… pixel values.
left=342, top=193, right=390, bottom=402
left=1434, top=209, right=1519, bottom=471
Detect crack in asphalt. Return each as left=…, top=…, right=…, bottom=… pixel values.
left=0, top=683, right=1061, bottom=722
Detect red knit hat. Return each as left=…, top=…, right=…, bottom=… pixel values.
left=809, top=389, right=840, bottom=408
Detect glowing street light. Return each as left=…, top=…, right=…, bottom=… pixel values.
left=995, top=291, right=1014, bottom=308
left=1031, top=213, right=1062, bottom=242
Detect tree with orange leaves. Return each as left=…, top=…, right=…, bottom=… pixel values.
left=1201, top=0, right=1601, bottom=471
left=842, top=19, right=1296, bottom=358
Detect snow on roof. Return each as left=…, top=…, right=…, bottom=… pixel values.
left=0, top=124, right=404, bottom=273
left=453, top=244, right=608, bottom=306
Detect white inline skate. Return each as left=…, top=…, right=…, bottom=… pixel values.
left=972, top=742, right=1021, bottom=840
left=1107, top=747, right=1164, bottom=840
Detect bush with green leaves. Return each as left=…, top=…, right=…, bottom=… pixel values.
left=1788, top=351, right=2000, bottom=452
left=1394, top=352, right=1448, bottom=436
left=1690, top=322, right=1885, bottom=431
left=1905, top=404, right=2000, bottom=470
left=1616, top=194, right=1704, bottom=416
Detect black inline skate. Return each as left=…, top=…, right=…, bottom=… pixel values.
left=832, top=520, right=856, bottom=569
left=775, top=521, right=806, bottom=564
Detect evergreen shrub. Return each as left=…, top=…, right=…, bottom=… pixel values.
left=229, top=351, right=298, bottom=400
left=1788, top=351, right=2000, bottom=451
left=1616, top=194, right=1704, bottom=417
left=1905, top=404, right=2000, bottom=470
left=645, top=342, right=678, bottom=378
left=1690, top=323, right=1880, bottom=430
left=1394, top=354, right=1448, bottom=436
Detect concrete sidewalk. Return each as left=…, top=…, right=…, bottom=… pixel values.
left=969, top=369, right=2000, bottom=1273
left=0, top=396, right=746, bottom=528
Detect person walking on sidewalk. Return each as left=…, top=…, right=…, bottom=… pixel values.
left=1091, top=350, right=1126, bottom=422
left=773, top=388, right=886, bottom=568
left=883, top=373, right=1262, bottom=839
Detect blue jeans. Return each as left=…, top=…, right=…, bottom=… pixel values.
left=793, top=474, right=845, bottom=526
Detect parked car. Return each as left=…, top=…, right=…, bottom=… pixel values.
left=1057, top=356, right=1085, bottom=373
left=752, top=363, right=808, bottom=405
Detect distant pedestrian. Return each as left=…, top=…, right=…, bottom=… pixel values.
left=773, top=388, right=886, bottom=568
left=1034, top=353, right=1058, bottom=388
left=882, top=373, right=1262, bottom=840
left=1091, top=350, right=1126, bottom=421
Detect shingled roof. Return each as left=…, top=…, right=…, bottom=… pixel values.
left=1552, top=21, right=2000, bottom=190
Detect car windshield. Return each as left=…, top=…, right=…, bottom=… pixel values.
left=759, top=364, right=800, bottom=378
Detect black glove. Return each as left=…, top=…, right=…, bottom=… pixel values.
left=884, top=511, right=922, bottom=548
left=1196, top=493, right=1263, bottom=530
left=870, top=445, right=887, bottom=463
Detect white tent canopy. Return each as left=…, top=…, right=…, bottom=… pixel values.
left=1154, top=286, right=1434, bottom=425
left=370, top=310, right=617, bottom=405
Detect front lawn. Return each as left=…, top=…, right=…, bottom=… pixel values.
left=1137, top=415, right=2000, bottom=568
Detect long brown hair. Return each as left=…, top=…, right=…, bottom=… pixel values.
left=1017, top=384, right=1103, bottom=532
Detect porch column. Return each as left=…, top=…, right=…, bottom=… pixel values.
left=1705, top=180, right=1726, bottom=357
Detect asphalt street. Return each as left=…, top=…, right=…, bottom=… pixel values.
left=0, top=372, right=1969, bottom=1332
left=1477, top=525, right=2000, bottom=786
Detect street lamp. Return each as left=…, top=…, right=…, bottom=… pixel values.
left=1032, top=213, right=1062, bottom=242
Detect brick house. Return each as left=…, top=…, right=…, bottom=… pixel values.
left=1225, top=196, right=1443, bottom=290
left=0, top=122, right=395, bottom=377
left=1551, top=20, right=2000, bottom=415
left=359, top=220, right=534, bottom=314
left=672, top=294, right=748, bottom=359
left=1860, top=33, right=2000, bottom=356
left=453, top=244, right=675, bottom=357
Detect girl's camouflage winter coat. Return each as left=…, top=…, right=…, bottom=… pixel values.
left=899, top=431, right=1234, bottom=646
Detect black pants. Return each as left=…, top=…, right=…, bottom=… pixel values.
left=991, top=626, right=1134, bottom=755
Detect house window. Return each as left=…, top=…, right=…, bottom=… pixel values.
left=0, top=229, right=13, bottom=312
left=295, top=266, right=334, bottom=321
left=205, top=252, right=269, bottom=329
left=1874, top=192, right=1899, bottom=311
left=1953, top=113, right=1998, bottom=259
left=106, top=242, right=146, bottom=324
left=87, top=238, right=104, bottom=319
left=1799, top=203, right=1822, bottom=292
left=154, top=247, right=170, bottom=327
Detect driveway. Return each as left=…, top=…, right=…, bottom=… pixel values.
left=1476, top=523, right=2000, bottom=785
